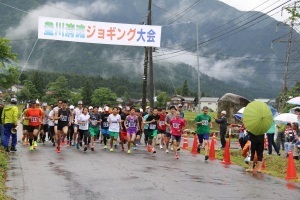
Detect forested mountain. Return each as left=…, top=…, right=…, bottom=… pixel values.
left=0, top=0, right=298, bottom=99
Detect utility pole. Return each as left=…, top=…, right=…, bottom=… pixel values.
left=196, top=20, right=201, bottom=112
left=148, top=0, right=154, bottom=108
left=141, top=47, right=148, bottom=111
left=272, top=2, right=297, bottom=110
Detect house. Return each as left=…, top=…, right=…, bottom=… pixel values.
left=168, top=95, right=196, bottom=110
left=11, top=85, right=23, bottom=93
left=199, top=97, right=219, bottom=112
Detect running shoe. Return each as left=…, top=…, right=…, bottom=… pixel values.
left=170, top=145, right=173, bottom=151
left=114, top=144, right=118, bottom=149
left=110, top=148, right=114, bottom=152
left=69, top=141, right=72, bottom=146
left=152, top=148, right=156, bottom=154
left=53, top=142, right=56, bottom=147
left=133, top=146, right=137, bottom=150
left=79, top=142, right=82, bottom=147
left=30, top=146, right=34, bottom=151
left=160, top=145, right=163, bottom=149
left=91, top=147, right=94, bottom=151
left=84, top=147, right=87, bottom=152
left=104, top=145, right=108, bottom=149
left=205, top=155, right=209, bottom=161
left=166, top=149, right=169, bottom=153
left=72, top=142, right=76, bottom=146
left=175, top=154, right=179, bottom=159
left=57, top=147, right=61, bottom=153
left=33, top=141, right=37, bottom=149
left=127, top=150, right=131, bottom=154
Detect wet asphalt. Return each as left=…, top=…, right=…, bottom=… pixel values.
left=5, top=132, right=300, bottom=200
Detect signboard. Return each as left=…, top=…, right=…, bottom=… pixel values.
left=38, top=16, right=161, bottom=47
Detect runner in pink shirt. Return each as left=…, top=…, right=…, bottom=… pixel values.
left=170, top=111, right=186, bottom=159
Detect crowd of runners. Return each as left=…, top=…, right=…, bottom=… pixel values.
left=12, top=99, right=213, bottom=160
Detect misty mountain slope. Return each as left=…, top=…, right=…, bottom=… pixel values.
left=0, top=0, right=298, bottom=98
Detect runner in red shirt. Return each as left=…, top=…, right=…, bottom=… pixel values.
left=158, top=108, right=167, bottom=149
left=25, top=100, right=43, bottom=151
left=170, top=111, right=186, bottom=159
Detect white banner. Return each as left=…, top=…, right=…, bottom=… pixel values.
left=38, top=16, right=161, bottom=47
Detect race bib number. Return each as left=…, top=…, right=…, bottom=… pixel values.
left=149, top=124, right=156, bottom=129
left=129, top=122, right=135, bottom=128
left=202, top=120, right=208, bottom=126
left=30, top=117, right=38, bottom=123
left=103, top=122, right=109, bottom=127
left=159, top=121, right=165, bottom=126
left=61, top=116, right=68, bottom=121
left=172, top=123, right=180, bottom=129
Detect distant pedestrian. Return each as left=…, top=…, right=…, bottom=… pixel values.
left=266, top=122, right=280, bottom=156
left=213, top=110, right=228, bottom=149
left=170, top=111, right=185, bottom=159
left=1, top=98, right=18, bottom=152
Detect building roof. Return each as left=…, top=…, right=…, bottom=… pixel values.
left=200, top=97, right=219, bottom=102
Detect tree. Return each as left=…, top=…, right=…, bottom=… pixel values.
left=122, top=91, right=131, bottom=104
left=46, top=76, right=71, bottom=103
left=92, top=87, right=117, bottom=106
left=278, top=81, right=300, bottom=112
left=82, top=80, right=93, bottom=106
left=17, top=79, right=39, bottom=101
left=156, top=91, right=169, bottom=108
left=182, top=80, right=189, bottom=96
left=0, top=37, right=19, bottom=89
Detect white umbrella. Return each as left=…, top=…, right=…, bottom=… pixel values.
left=237, top=107, right=245, bottom=114
left=287, top=97, right=300, bottom=105
left=274, top=113, right=298, bottom=123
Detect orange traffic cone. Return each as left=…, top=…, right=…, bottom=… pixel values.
left=286, top=151, right=298, bottom=180
left=191, top=135, right=198, bottom=155
left=182, top=134, right=189, bottom=150
left=220, top=140, right=231, bottom=164
left=209, top=136, right=216, bottom=160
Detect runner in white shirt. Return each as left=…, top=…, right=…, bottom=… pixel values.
left=48, top=107, right=55, bottom=146
left=108, top=107, right=121, bottom=152
left=73, top=101, right=83, bottom=147
left=77, top=107, right=90, bottom=152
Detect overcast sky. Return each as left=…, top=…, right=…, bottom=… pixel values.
left=219, top=0, right=292, bottom=21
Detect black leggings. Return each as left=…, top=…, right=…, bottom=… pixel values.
left=250, top=134, right=264, bottom=162
left=68, top=125, right=74, bottom=142
left=103, top=134, right=110, bottom=145
left=78, top=130, right=89, bottom=145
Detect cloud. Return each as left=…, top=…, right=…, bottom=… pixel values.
left=154, top=48, right=258, bottom=86
left=5, top=0, right=117, bottom=40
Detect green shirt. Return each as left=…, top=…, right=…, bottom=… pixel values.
left=195, top=113, right=211, bottom=134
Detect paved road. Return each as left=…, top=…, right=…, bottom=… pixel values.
left=5, top=133, right=300, bottom=200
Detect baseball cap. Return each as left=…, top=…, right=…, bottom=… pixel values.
left=42, top=102, right=47, bottom=107
left=89, top=106, right=93, bottom=110
left=221, top=110, right=227, bottom=115
left=70, top=105, right=75, bottom=109
left=178, top=104, right=183, bottom=107
left=78, top=101, right=83, bottom=105
left=10, top=98, right=17, bottom=103
left=146, top=106, right=150, bottom=109
left=31, top=99, right=37, bottom=104
left=36, top=99, right=40, bottom=104
left=105, top=106, right=110, bottom=111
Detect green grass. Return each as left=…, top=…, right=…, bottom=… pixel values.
left=189, top=146, right=300, bottom=182
left=0, top=147, right=11, bottom=200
